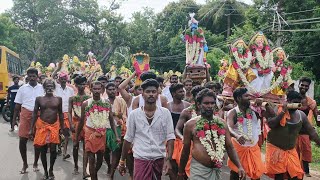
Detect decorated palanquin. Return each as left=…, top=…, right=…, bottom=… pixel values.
left=182, top=13, right=209, bottom=84
left=131, top=52, right=150, bottom=86
left=221, top=32, right=292, bottom=103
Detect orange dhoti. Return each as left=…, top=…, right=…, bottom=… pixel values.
left=63, top=112, right=70, bottom=129
left=84, top=126, right=106, bottom=153
left=34, top=118, right=60, bottom=147
left=296, top=134, right=312, bottom=163
left=265, top=143, right=304, bottom=179
left=18, top=107, right=33, bottom=138
left=228, top=138, right=266, bottom=179
left=72, top=116, right=85, bottom=141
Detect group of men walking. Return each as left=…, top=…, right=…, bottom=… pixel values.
left=6, top=64, right=320, bottom=180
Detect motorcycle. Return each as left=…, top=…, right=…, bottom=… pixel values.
left=2, top=102, right=11, bottom=122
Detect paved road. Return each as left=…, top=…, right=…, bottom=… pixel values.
left=0, top=117, right=317, bottom=180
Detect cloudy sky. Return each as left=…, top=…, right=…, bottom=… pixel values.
left=0, top=0, right=252, bottom=20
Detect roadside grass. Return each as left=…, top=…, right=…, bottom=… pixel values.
left=311, top=126, right=320, bottom=171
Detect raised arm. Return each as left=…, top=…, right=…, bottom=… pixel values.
left=118, top=72, right=136, bottom=105
left=51, top=61, right=63, bottom=79
left=267, top=103, right=287, bottom=128
left=131, top=96, right=139, bottom=110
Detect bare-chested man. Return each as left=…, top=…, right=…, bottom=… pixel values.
left=167, top=83, right=190, bottom=179
left=183, top=79, right=193, bottom=103
left=178, top=88, right=245, bottom=180
left=68, top=75, right=90, bottom=178
left=75, top=81, right=120, bottom=180
left=29, top=79, right=64, bottom=180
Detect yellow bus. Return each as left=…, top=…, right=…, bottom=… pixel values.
left=0, top=46, right=23, bottom=107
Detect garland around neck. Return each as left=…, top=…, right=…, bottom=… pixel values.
left=85, top=98, right=111, bottom=130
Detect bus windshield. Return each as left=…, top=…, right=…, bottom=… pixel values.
left=7, top=52, right=22, bottom=75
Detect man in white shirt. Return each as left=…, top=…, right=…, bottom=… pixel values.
left=12, top=68, right=44, bottom=174
left=118, top=79, right=175, bottom=180
left=54, top=72, right=75, bottom=160
left=162, top=74, right=179, bottom=102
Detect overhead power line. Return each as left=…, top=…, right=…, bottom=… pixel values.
left=271, top=28, right=320, bottom=32
left=282, top=7, right=320, bottom=15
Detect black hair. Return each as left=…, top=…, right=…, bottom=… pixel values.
left=134, top=85, right=141, bottom=90
left=196, top=88, right=216, bottom=104
left=140, top=71, right=157, bottom=81
left=90, top=81, right=103, bottom=88
left=299, top=77, right=311, bottom=85
left=106, top=82, right=116, bottom=89
left=233, top=87, right=248, bottom=103
left=204, top=81, right=215, bottom=89
left=74, top=75, right=87, bottom=85
left=12, top=76, right=19, bottom=81
left=191, top=85, right=204, bottom=99
left=141, top=79, right=159, bottom=90
left=169, top=83, right=184, bottom=95
left=170, top=74, right=178, bottom=80
left=155, top=76, right=164, bottom=83
left=183, top=78, right=193, bottom=84
left=43, top=79, right=56, bottom=89
left=287, top=91, right=303, bottom=101
left=27, top=68, right=38, bottom=76
left=97, top=75, right=108, bottom=82
left=72, top=73, right=80, bottom=80
left=115, top=76, right=122, bottom=81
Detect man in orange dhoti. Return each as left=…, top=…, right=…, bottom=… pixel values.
left=167, top=83, right=190, bottom=179
left=175, top=85, right=204, bottom=178
left=227, top=88, right=265, bottom=180
left=297, top=77, right=319, bottom=177
left=29, top=79, right=64, bottom=180
left=75, top=81, right=119, bottom=180
left=265, top=91, right=320, bottom=180
left=68, top=75, right=90, bottom=178
left=12, top=68, right=44, bottom=174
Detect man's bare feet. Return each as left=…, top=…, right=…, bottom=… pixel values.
left=306, top=173, right=312, bottom=177
left=63, top=154, right=70, bottom=160
left=41, top=175, right=49, bottom=180
left=9, top=128, right=14, bottom=132
left=19, top=164, right=28, bottom=174
left=82, top=173, right=90, bottom=179
left=33, top=164, right=40, bottom=172
left=49, top=171, right=55, bottom=180
left=72, top=167, right=79, bottom=175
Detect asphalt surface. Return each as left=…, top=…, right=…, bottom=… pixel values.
left=0, top=116, right=317, bottom=180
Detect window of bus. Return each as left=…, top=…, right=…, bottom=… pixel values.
left=7, top=52, right=22, bottom=75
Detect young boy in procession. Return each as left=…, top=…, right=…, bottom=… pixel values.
left=183, top=78, right=193, bottom=103
left=105, top=82, right=127, bottom=179
left=265, top=91, right=320, bottom=180
left=68, top=75, right=90, bottom=178
left=8, top=76, right=20, bottom=132
left=178, top=88, right=245, bottom=180
left=167, top=83, right=190, bottom=179
left=29, top=79, right=64, bottom=180
left=118, top=79, right=175, bottom=180
left=75, top=81, right=120, bottom=180
left=297, top=77, right=319, bottom=177
left=13, top=68, right=44, bottom=173
left=227, top=88, right=266, bottom=180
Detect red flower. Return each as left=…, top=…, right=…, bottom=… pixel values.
left=282, top=82, right=289, bottom=89
left=264, top=68, right=271, bottom=74
left=280, top=67, right=287, bottom=76
left=211, top=124, right=219, bottom=130
left=265, top=45, right=271, bottom=51
left=231, top=47, right=237, bottom=52
left=246, top=113, right=252, bottom=119
left=217, top=128, right=226, bottom=135
left=237, top=117, right=244, bottom=124
left=232, top=61, right=240, bottom=69
left=197, top=130, right=205, bottom=138
left=204, top=123, right=210, bottom=130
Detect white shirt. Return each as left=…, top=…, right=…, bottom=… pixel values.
left=124, top=106, right=176, bottom=160
left=14, top=83, right=44, bottom=111
left=161, top=86, right=173, bottom=102
left=54, top=84, right=74, bottom=112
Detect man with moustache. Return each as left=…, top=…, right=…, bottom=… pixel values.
left=118, top=79, right=175, bottom=180
left=162, top=74, right=179, bottom=102
left=29, top=79, right=64, bottom=180
left=75, top=81, right=119, bottom=180
left=265, top=91, right=320, bottom=179
left=178, top=88, right=245, bottom=180
left=296, top=77, right=319, bottom=177
left=167, top=83, right=190, bottom=179
left=227, top=88, right=265, bottom=180
left=13, top=68, right=44, bottom=174
left=68, top=75, right=90, bottom=178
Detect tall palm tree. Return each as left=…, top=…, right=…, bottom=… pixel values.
left=199, top=0, right=247, bottom=37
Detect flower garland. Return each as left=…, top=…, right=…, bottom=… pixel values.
left=253, top=47, right=273, bottom=76
left=231, top=48, right=253, bottom=70
left=236, top=108, right=254, bottom=144
left=85, top=99, right=111, bottom=131
left=232, top=61, right=291, bottom=97
left=188, top=104, right=198, bottom=118
left=195, top=116, right=226, bottom=168
left=73, top=95, right=90, bottom=117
